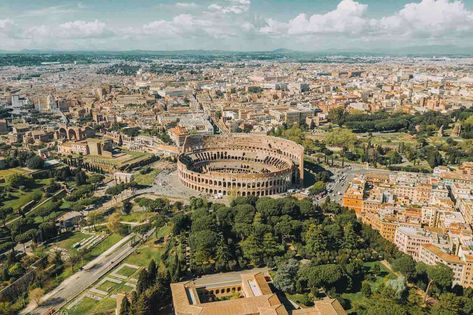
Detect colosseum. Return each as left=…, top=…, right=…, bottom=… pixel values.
left=177, top=134, right=304, bottom=197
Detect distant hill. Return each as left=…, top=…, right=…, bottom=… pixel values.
left=1, top=46, right=473, bottom=60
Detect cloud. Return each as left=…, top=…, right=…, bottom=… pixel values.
left=0, top=19, right=21, bottom=40
left=140, top=14, right=212, bottom=38
left=259, top=0, right=473, bottom=42
left=138, top=13, right=242, bottom=39
left=208, top=0, right=251, bottom=14
left=175, top=2, right=198, bottom=9
left=18, top=5, right=76, bottom=18
left=0, top=19, right=14, bottom=31
left=2, top=0, right=473, bottom=51
left=58, top=20, right=109, bottom=38
left=376, top=0, right=473, bottom=37
left=23, top=20, right=112, bottom=40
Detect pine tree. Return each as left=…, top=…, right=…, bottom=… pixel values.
left=147, top=286, right=163, bottom=314
left=305, top=223, right=327, bottom=255
left=262, top=232, right=280, bottom=257
left=129, top=290, right=138, bottom=308
left=119, top=296, right=131, bottom=315
left=158, top=269, right=171, bottom=288
left=343, top=222, right=358, bottom=250
left=135, top=292, right=152, bottom=315
left=215, top=237, right=230, bottom=272
left=172, top=254, right=182, bottom=282
left=136, top=269, right=149, bottom=295
left=240, top=235, right=262, bottom=266
left=147, top=260, right=157, bottom=286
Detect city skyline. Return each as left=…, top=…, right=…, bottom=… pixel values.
left=1, top=0, right=473, bottom=53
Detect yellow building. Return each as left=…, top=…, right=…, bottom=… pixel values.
left=342, top=179, right=365, bottom=217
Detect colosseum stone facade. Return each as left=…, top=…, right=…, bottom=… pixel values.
left=177, top=134, right=304, bottom=197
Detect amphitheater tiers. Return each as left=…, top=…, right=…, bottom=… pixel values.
left=177, top=134, right=304, bottom=197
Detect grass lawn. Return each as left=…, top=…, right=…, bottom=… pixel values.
left=124, top=238, right=163, bottom=268
left=133, top=169, right=159, bottom=186
left=121, top=211, right=153, bottom=223
left=67, top=297, right=116, bottom=315
left=341, top=261, right=397, bottom=313
left=81, top=150, right=151, bottom=168
left=97, top=280, right=118, bottom=292
left=62, top=226, right=172, bottom=314
left=124, top=225, right=171, bottom=267
left=1, top=188, right=42, bottom=213
left=87, top=233, right=122, bottom=259
left=0, top=167, right=30, bottom=180
left=55, top=231, right=89, bottom=252
left=117, top=265, right=139, bottom=277
left=1, top=177, right=58, bottom=222
left=362, top=132, right=417, bottom=147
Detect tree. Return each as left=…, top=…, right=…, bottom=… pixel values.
left=29, top=287, right=44, bottom=306
left=425, top=147, right=443, bottom=168
left=372, top=263, right=381, bottom=275
left=106, top=183, right=129, bottom=196
left=88, top=211, right=99, bottom=231
left=119, top=296, right=131, bottom=315
left=305, top=223, right=327, bottom=254
left=215, top=238, right=231, bottom=272
left=0, top=302, right=16, bottom=315
left=240, top=235, right=262, bottom=266
left=172, top=214, right=191, bottom=235
left=273, top=259, right=299, bottom=294
left=262, top=232, right=281, bottom=258
left=26, top=156, right=44, bottom=169
left=107, top=212, right=121, bottom=234
left=147, top=260, right=157, bottom=286
left=171, top=253, right=183, bottom=282
left=135, top=292, right=152, bottom=315
left=0, top=207, right=12, bottom=226
left=136, top=269, right=149, bottom=295
left=325, top=128, right=356, bottom=148
left=328, top=107, right=346, bottom=125
left=75, top=170, right=87, bottom=186
left=342, top=222, right=359, bottom=249
left=361, top=281, right=372, bottom=297
left=365, top=298, right=408, bottom=315
left=431, top=292, right=460, bottom=315
left=129, top=291, right=138, bottom=308
left=427, top=263, right=453, bottom=293
left=308, top=181, right=326, bottom=196
left=122, top=201, right=132, bottom=215
left=392, top=256, right=417, bottom=281
left=189, top=229, right=218, bottom=267
left=6, top=174, right=32, bottom=189
left=301, top=264, right=345, bottom=293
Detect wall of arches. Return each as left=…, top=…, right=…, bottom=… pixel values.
left=177, top=134, right=304, bottom=196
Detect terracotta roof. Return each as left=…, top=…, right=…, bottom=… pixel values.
left=422, top=244, right=463, bottom=265
left=171, top=271, right=346, bottom=315
left=293, top=298, right=347, bottom=315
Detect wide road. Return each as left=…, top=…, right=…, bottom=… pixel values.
left=22, top=234, right=136, bottom=315
left=317, top=164, right=389, bottom=205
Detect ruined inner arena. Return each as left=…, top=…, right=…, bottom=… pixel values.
left=177, top=134, right=304, bottom=197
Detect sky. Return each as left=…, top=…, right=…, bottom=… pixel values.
left=1, top=0, right=473, bottom=52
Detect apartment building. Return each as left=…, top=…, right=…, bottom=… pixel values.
left=395, top=227, right=433, bottom=260
left=419, top=244, right=465, bottom=285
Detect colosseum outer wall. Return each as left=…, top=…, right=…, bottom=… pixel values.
left=177, top=134, right=304, bottom=197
